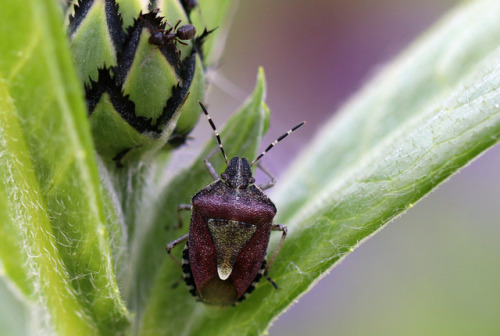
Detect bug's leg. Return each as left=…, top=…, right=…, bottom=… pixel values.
left=256, top=162, right=276, bottom=190
left=164, top=20, right=173, bottom=30
left=166, top=233, right=189, bottom=267
left=176, top=204, right=192, bottom=229
left=265, top=275, right=278, bottom=289
left=264, top=224, right=288, bottom=288
left=204, top=146, right=220, bottom=181
left=174, top=19, right=182, bottom=30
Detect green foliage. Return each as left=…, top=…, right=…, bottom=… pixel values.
left=0, top=0, right=128, bottom=334
left=0, top=0, right=499, bottom=335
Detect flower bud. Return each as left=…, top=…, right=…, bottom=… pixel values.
left=67, top=0, right=205, bottom=166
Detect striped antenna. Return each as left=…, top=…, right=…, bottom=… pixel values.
left=251, top=121, right=306, bottom=166
left=199, top=101, right=229, bottom=165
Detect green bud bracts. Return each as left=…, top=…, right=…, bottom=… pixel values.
left=67, top=0, right=206, bottom=165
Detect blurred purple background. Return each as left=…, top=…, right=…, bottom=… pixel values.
left=200, top=0, right=500, bottom=334
left=207, top=0, right=458, bottom=172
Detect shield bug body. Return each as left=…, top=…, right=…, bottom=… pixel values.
left=166, top=102, right=305, bottom=305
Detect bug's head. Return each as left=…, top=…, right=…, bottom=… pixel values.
left=176, top=24, right=196, bottom=40
left=198, top=101, right=306, bottom=190
left=221, top=157, right=255, bottom=189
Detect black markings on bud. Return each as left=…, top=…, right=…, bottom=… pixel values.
left=85, top=68, right=154, bottom=133
left=84, top=11, right=199, bottom=140
left=192, top=27, right=217, bottom=64
left=68, top=0, right=94, bottom=36
left=70, top=1, right=215, bottom=163
left=105, top=0, right=127, bottom=48
left=68, top=0, right=126, bottom=48
left=181, top=0, right=198, bottom=15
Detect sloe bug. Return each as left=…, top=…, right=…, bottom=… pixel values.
left=166, top=102, right=305, bottom=305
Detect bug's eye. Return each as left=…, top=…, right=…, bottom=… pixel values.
left=249, top=177, right=255, bottom=184
left=221, top=173, right=228, bottom=180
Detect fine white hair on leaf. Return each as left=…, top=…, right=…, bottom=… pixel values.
left=95, top=155, right=129, bottom=285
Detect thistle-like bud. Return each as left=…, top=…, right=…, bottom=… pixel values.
left=67, top=0, right=206, bottom=166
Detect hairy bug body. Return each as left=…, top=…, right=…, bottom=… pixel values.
left=166, top=102, right=305, bottom=305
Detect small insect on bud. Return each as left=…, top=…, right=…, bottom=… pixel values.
left=176, top=24, right=197, bottom=41
left=166, top=102, right=305, bottom=306
left=68, top=3, right=206, bottom=166
left=147, top=20, right=197, bottom=47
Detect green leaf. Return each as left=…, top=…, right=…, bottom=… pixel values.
left=131, top=0, right=499, bottom=335
left=131, top=68, right=269, bottom=333
left=0, top=0, right=129, bottom=334
left=269, top=0, right=500, bottom=333
left=0, top=64, right=99, bottom=336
